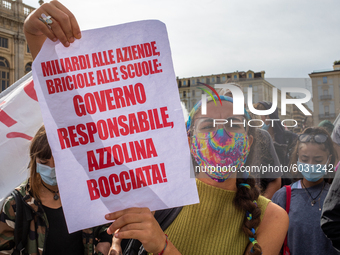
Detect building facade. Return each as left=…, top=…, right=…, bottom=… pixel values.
left=0, top=0, right=35, bottom=92
left=309, top=62, right=340, bottom=126
left=177, top=70, right=294, bottom=122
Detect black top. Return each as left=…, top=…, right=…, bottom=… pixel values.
left=42, top=205, right=84, bottom=255
left=321, top=168, right=340, bottom=252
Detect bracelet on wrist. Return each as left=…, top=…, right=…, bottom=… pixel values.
left=155, top=234, right=168, bottom=255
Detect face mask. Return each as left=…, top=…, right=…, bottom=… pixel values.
left=190, top=128, right=250, bottom=182
left=36, top=162, right=57, bottom=186
left=261, top=123, right=270, bottom=131
left=297, top=158, right=330, bottom=182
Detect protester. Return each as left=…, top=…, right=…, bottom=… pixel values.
left=272, top=127, right=338, bottom=255
left=331, top=115, right=340, bottom=169
left=0, top=126, right=113, bottom=254
left=106, top=96, right=289, bottom=254
left=254, top=128, right=282, bottom=199
left=321, top=156, right=340, bottom=252
left=23, top=2, right=288, bottom=254
left=318, top=120, right=334, bottom=135
left=253, top=101, right=298, bottom=186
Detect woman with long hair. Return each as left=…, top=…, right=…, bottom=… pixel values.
left=0, top=126, right=113, bottom=254
left=107, top=96, right=289, bottom=255
left=272, top=127, right=338, bottom=255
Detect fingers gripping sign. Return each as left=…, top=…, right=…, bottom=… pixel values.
left=105, top=208, right=167, bottom=254
left=24, top=0, right=81, bottom=59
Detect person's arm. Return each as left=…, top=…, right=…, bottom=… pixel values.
left=321, top=168, right=340, bottom=252
left=0, top=196, right=16, bottom=254
left=105, top=207, right=182, bottom=255
left=262, top=178, right=281, bottom=199
left=23, top=0, right=81, bottom=60
left=243, top=202, right=289, bottom=255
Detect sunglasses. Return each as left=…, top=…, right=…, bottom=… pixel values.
left=298, top=134, right=328, bottom=144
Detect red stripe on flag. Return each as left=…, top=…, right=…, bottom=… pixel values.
left=0, top=108, right=17, bottom=127
left=6, top=132, right=33, bottom=140
left=24, top=81, right=38, bottom=101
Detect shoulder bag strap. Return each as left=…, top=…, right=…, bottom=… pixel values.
left=283, top=185, right=292, bottom=255
left=11, top=189, right=32, bottom=255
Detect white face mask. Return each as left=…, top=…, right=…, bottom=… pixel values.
left=36, top=162, right=57, bottom=186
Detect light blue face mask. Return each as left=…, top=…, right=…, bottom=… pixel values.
left=297, top=157, right=330, bottom=182
left=261, top=123, right=270, bottom=131
left=36, top=162, right=57, bottom=186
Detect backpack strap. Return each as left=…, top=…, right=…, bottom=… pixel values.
left=283, top=185, right=291, bottom=255
left=285, top=185, right=291, bottom=213
left=11, top=189, right=33, bottom=255
left=122, top=207, right=183, bottom=255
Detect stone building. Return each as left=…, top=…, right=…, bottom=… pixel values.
left=0, top=0, right=35, bottom=92
left=309, top=62, right=340, bottom=126
left=177, top=70, right=294, bottom=121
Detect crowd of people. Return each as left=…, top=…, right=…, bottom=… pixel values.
left=1, top=1, right=340, bottom=255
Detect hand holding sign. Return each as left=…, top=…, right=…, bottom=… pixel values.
left=24, top=0, right=81, bottom=59
left=32, top=15, right=199, bottom=232
left=105, top=208, right=168, bottom=254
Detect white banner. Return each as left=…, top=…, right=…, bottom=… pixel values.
left=0, top=73, right=43, bottom=204
left=32, top=20, right=199, bottom=233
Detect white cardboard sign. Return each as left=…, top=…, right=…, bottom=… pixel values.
left=32, top=20, right=199, bottom=233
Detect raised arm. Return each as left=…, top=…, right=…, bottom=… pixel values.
left=23, top=0, right=81, bottom=60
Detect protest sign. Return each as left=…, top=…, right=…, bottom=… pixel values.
left=0, top=73, right=43, bottom=204
left=32, top=20, right=199, bottom=233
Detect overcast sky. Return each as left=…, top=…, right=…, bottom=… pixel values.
left=24, top=0, right=340, bottom=79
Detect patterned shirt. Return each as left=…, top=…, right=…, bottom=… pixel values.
left=0, top=180, right=111, bottom=255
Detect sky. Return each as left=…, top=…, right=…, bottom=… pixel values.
left=24, top=0, right=340, bottom=79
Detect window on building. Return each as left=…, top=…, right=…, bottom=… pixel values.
left=183, top=91, right=186, bottom=98
left=222, top=76, right=226, bottom=82
left=211, top=77, right=215, bottom=83
left=0, top=37, right=9, bottom=48
left=201, top=78, right=205, bottom=83
left=3, top=1, right=11, bottom=9
left=183, top=80, right=186, bottom=86
left=24, top=7, right=31, bottom=15
left=191, top=79, right=195, bottom=85
left=323, top=90, right=328, bottom=95
left=234, top=75, right=237, bottom=80
left=25, top=62, right=32, bottom=74
left=0, top=57, right=10, bottom=92
left=323, top=76, right=327, bottom=84
left=325, top=106, right=329, bottom=115
left=248, top=73, right=252, bottom=78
